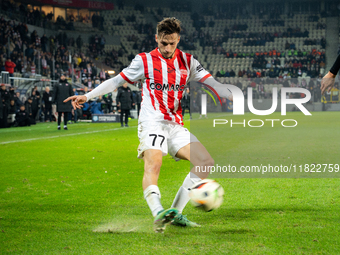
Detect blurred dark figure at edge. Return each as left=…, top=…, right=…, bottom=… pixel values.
left=116, top=83, right=134, bottom=127
left=181, top=87, right=191, bottom=119
left=53, top=73, right=74, bottom=130
left=0, top=84, right=11, bottom=128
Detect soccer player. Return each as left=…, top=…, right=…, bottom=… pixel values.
left=321, top=54, right=340, bottom=94
left=64, top=17, right=233, bottom=233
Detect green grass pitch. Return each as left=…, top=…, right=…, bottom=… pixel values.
left=1, top=112, right=340, bottom=254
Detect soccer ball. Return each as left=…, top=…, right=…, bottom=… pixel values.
left=189, top=179, right=224, bottom=212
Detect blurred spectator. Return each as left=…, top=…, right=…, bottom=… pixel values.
left=116, top=83, right=134, bottom=127
left=102, top=93, right=113, bottom=113
left=5, top=58, right=16, bottom=86
left=31, top=90, right=40, bottom=121
left=76, top=35, right=83, bottom=50
left=136, top=87, right=142, bottom=117
left=181, top=87, right=191, bottom=118
left=91, top=63, right=97, bottom=79
left=41, top=34, right=48, bottom=52
left=99, top=69, right=106, bottom=83
left=14, top=92, right=23, bottom=110
left=24, top=97, right=35, bottom=124
left=15, top=104, right=30, bottom=127
left=8, top=99, right=16, bottom=125
left=90, top=98, right=103, bottom=114
left=0, top=84, right=11, bottom=127
left=30, top=62, right=36, bottom=76
left=43, top=86, right=53, bottom=122
left=52, top=73, right=73, bottom=130
left=94, top=78, right=100, bottom=88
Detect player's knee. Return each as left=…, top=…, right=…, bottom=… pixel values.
left=144, top=159, right=162, bottom=174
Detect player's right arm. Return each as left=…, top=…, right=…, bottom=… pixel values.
left=64, top=55, right=145, bottom=109
left=321, top=71, right=336, bottom=94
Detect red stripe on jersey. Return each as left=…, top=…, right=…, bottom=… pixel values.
left=120, top=72, right=134, bottom=84
left=199, top=74, right=212, bottom=83
left=186, top=53, right=191, bottom=70
left=139, top=53, right=156, bottom=110
left=152, top=55, right=172, bottom=121
left=176, top=53, right=190, bottom=125
left=139, top=53, right=149, bottom=79
left=167, top=62, right=177, bottom=122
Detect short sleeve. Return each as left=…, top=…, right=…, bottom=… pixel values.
left=188, top=57, right=212, bottom=83
left=120, top=55, right=145, bottom=84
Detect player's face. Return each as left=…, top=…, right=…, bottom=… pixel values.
left=155, top=33, right=180, bottom=59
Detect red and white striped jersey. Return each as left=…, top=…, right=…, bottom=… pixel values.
left=120, top=48, right=211, bottom=125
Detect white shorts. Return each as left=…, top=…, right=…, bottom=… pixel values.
left=137, top=121, right=199, bottom=160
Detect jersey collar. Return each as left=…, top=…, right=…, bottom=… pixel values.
left=155, top=48, right=179, bottom=62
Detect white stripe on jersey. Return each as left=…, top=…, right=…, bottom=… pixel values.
left=173, top=58, right=182, bottom=122
left=182, top=52, right=190, bottom=75
left=140, top=76, right=151, bottom=111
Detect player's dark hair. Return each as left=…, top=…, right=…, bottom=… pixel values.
left=157, top=17, right=181, bottom=37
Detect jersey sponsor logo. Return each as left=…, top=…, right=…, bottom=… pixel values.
left=180, top=69, right=188, bottom=77
left=150, top=83, right=185, bottom=92
left=196, top=65, right=203, bottom=72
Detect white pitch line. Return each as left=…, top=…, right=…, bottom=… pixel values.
left=0, top=123, right=92, bottom=133
left=0, top=127, right=135, bottom=145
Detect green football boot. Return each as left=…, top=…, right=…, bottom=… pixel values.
left=153, top=208, right=178, bottom=233
left=171, top=213, right=201, bottom=227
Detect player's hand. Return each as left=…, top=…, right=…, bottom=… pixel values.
left=63, top=95, right=87, bottom=109
left=321, top=71, right=336, bottom=94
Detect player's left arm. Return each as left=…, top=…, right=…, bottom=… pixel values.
left=189, top=58, right=243, bottom=101
left=203, top=77, right=233, bottom=102
left=321, top=71, right=336, bottom=94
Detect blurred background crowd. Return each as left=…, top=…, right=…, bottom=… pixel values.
left=1, top=0, right=340, bottom=128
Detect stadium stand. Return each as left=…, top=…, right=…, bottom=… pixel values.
left=96, top=4, right=327, bottom=100
left=0, top=0, right=337, bottom=128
